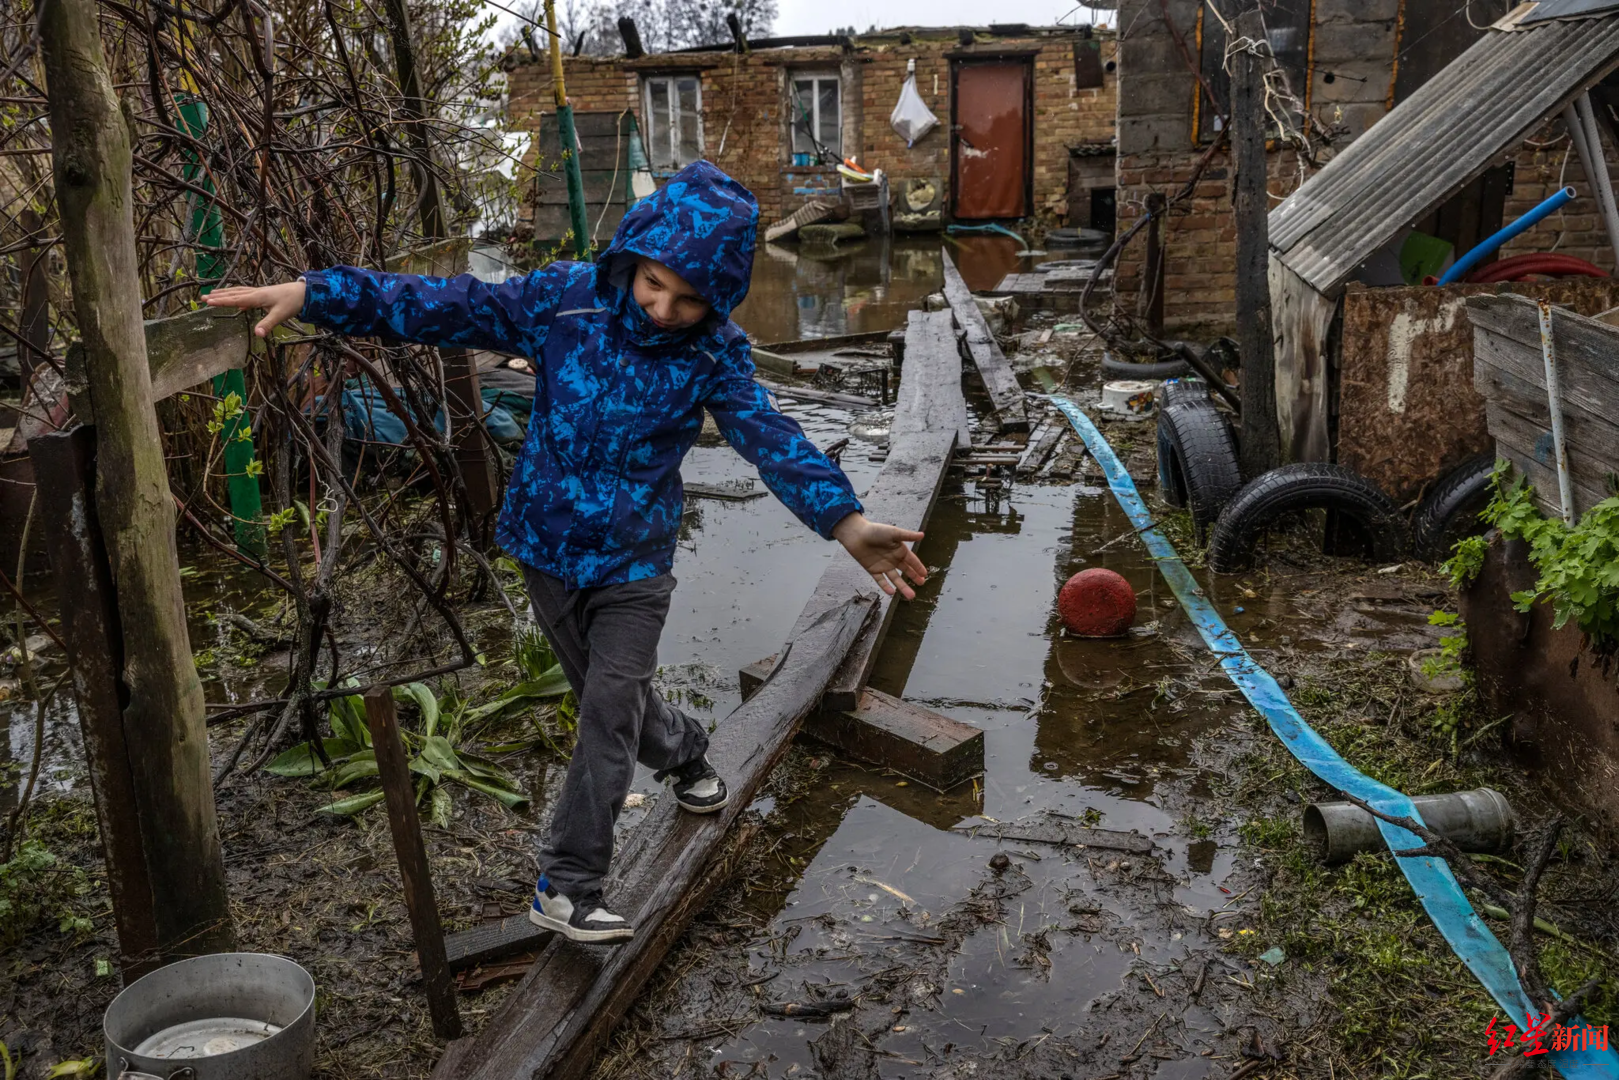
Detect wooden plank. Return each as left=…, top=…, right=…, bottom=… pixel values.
left=1017, top=414, right=1063, bottom=475
left=1486, top=402, right=1614, bottom=517
left=940, top=248, right=1028, bottom=432
left=145, top=308, right=255, bottom=404
left=807, top=309, right=966, bottom=714
left=682, top=479, right=767, bottom=502
left=802, top=690, right=984, bottom=792
left=1467, top=293, right=1619, bottom=387
left=755, top=330, right=891, bottom=355
left=446, top=913, right=548, bottom=973
left=365, top=687, right=463, bottom=1039
left=739, top=661, right=984, bottom=791
left=757, top=377, right=877, bottom=409
left=440, top=596, right=877, bottom=1080
left=951, top=817, right=1154, bottom=855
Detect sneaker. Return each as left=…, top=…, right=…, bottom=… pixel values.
left=655, top=755, right=729, bottom=814
left=528, top=878, right=634, bottom=943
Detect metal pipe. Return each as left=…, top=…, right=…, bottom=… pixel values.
left=1537, top=298, right=1576, bottom=524
left=1303, top=788, right=1514, bottom=865
left=1573, top=92, right=1619, bottom=271
left=1438, top=186, right=1576, bottom=284
left=545, top=0, right=591, bottom=259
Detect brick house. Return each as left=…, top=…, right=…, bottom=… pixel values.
left=1114, top=0, right=1619, bottom=333
left=504, top=24, right=1118, bottom=241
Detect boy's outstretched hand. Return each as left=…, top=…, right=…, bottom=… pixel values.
left=832, top=512, right=927, bottom=600
left=205, top=280, right=307, bottom=338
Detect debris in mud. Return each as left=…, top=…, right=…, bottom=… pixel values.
left=954, top=815, right=1154, bottom=855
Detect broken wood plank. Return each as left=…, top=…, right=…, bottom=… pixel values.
left=951, top=817, right=1153, bottom=855
left=739, top=661, right=984, bottom=791
left=1018, top=414, right=1064, bottom=475
left=803, top=690, right=984, bottom=792
left=438, top=597, right=876, bottom=1080
left=146, top=308, right=255, bottom=404
left=811, top=309, right=966, bottom=714
left=445, top=913, right=549, bottom=973
left=756, top=330, right=891, bottom=354
left=756, top=377, right=878, bottom=409
left=940, top=249, right=1028, bottom=433
left=749, top=347, right=811, bottom=377
left=682, top=478, right=768, bottom=502
left=365, top=687, right=462, bottom=1040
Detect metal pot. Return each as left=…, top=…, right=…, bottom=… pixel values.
left=104, top=953, right=315, bottom=1080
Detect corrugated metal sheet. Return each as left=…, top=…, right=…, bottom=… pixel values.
left=1269, top=16, right=1619, bottom=296
left=1522, top=0, right=1619, bottom=24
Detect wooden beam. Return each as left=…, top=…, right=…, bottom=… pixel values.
left=739, top=661, right=984, bottom=792
left=437, top=596, right=877, bottom=1079
left=365, top=687, right=462, bottom=1040
left=940, top=249, right=1028, bottom=433
left=147, top=308, right=255, bottom=404
left=1233, top=8, right=1281, bottom=475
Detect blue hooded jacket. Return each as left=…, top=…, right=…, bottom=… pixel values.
left=300, top=160, right=863, bottom=589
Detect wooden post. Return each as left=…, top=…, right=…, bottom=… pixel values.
left=379, top=0, right=498, bottom=529
left=1233, top=8, right=1281, bottom=475
left=41, top=0, right=234, bottom=958
left=28, top=427, right=164, bottom=977
left=363, top=687, right=462, bottom=1040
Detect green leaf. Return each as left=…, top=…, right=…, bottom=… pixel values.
left=446, top=770, right=529, bottom=810
left=329, top=693, right=371, bottom=748
left=418, top=734, right=464, bottom=775
left=315, top=791, right=386, bottom=816
left=265, top=738, right=362, bottom=777
left=429, top=786, right=453, bottom=828
left=46, top=1059, right=100, bottom=1078
left=463, top=665, right=571, bottom=722
left=329, top=756, right=380, bottom=789
left=408, top=757, right=443, bottom=785
left=455, top=750, right=519, bottom=786
left=394, top=682, right=440, bottom=738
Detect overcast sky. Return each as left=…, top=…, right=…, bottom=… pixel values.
left=771, top=0, right=1114, bottom=35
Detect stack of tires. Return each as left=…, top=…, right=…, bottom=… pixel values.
left=1153, top=378, right=1412, bottom=571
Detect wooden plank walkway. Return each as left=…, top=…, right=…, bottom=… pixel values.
left=436, top=307, right=971, bottom=1079
left=941, top=249, right=1028, bottom=433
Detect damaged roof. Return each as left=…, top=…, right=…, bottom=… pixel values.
left=1268, top=14, right=1619, bottom=296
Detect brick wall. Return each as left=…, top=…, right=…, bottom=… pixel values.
left=1115, top=0, right=1400, bottom=332
left=1113, top=0, right=1619, bottom=333
left=504, top=29, right=1118, bottom=230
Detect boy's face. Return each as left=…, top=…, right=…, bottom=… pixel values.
left=633, top=256, right=711, bottom=331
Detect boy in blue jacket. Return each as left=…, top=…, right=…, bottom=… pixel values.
left=207, top=161, right=927, bottom=944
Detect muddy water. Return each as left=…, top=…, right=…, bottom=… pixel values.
left=730, top=234, right=1039, bottom=343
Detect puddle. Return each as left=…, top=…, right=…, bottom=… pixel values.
left=731, top=234, right=1043, bottom=343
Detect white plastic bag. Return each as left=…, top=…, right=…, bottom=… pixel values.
left=890, top=63, right=938, bottom=147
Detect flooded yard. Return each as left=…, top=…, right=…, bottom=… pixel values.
left=4, top=239, right=1615, bottom=1080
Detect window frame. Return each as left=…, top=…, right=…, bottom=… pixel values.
left=642, top=74, right=705, bottom=172
left=787, top=72, right=842, bottom=159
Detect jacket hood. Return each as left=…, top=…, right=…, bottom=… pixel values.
left=596, top=160, right=758, bottom=323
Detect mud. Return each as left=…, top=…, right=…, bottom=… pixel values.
left=3, top=245, right=1616, bottom=1080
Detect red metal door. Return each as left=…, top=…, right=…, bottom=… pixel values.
left=951, top=61, right=1031, bottom=220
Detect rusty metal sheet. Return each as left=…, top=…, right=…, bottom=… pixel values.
left=1336, top=278, right=1619, bottom=504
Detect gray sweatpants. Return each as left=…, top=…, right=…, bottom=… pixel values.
left=521, top=565, right=709, bottom=897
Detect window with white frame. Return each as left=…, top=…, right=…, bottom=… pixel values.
left=643, top=75, right=703, bottom=171
left=789, top=74, right=840, bottom=159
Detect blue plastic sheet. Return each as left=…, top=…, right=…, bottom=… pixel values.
left=1045, top=394, right=1617, bottom=1076
left=336, top=381, right=524, bottom=448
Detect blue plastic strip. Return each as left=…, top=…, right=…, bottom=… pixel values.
left=1045, top=395, right=1618, bottom=1075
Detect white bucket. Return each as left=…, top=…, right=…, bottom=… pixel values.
left=1100, top=380, right=1158, bottom=420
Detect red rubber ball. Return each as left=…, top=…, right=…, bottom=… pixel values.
left=1059, top=568, right=1137, bottom=637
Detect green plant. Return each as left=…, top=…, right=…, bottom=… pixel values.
left=0, top=840, right=93, bottom=948
left=266, top=680, right=551, bottom=824
left=1421, top=611, right=1469, bottom=682
left=1485, top=471, right=1619, bottom=645
left=1443, top=533, right=1487, bottom=587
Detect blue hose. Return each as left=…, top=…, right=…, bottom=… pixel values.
left=945, top=222, right=1030, bottom=252
left=1043, top=392, right=1619, bottom=1078
left=1439, top=186, right=1577, bottom=285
